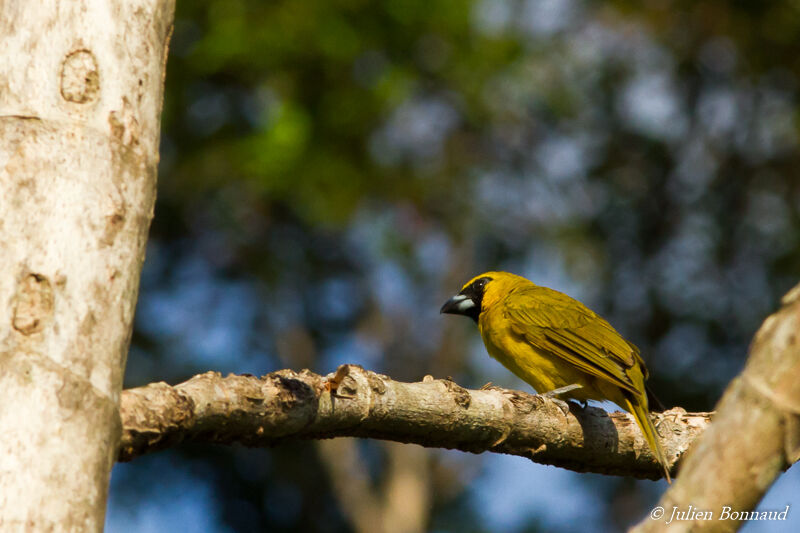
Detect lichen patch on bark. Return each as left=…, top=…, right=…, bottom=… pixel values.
left=60, top=49, right=100, bottom=104
left=100, top=209, right=127, bottom=247
left=12, top=273, right=54, bottom=335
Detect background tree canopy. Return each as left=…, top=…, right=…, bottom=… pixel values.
left=108, top=0, right=800, bottom=531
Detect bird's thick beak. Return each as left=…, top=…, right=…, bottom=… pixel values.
left=440, top=294, right=475, bottom=315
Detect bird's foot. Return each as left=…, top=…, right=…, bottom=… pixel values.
left=541, top=384, right=583, bottom=416
left=549, top=398, right=571, bottom=415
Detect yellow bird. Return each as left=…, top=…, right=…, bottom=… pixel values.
left=441, top=271, right=671, bottom=482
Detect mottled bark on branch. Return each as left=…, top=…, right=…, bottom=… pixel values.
left=120, top=366, right=710, bottom=480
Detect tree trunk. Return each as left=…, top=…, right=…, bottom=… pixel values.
left=0, top=1, right=174, bottom=530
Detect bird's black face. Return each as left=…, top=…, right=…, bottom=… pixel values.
left=440, top=276, right=492, bottom=323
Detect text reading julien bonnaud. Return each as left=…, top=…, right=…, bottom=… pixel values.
left=650, top=505, right=790, bottom=524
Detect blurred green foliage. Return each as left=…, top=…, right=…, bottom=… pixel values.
left=111, top=0, right=800, bottom=532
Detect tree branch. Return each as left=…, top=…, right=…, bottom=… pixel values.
left=632, top=283, right=800, bottom=532
left=119, top=365, right=710, bottom=480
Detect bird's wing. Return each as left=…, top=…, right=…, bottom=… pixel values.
left=504, top=285, right=645, bottom=395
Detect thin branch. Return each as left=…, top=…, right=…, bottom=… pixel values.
left=317, top=438, right=387, bottom=533
left=632, top=282, right=800, bottom=533
left=119, top=365, right=710, bottom=480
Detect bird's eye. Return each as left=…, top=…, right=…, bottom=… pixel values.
left=474, top=277, right=491, bottom=290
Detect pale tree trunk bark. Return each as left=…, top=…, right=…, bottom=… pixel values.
left=0, top=1, right=174, bottom=530
left=631, top=284, right=800, bottom=533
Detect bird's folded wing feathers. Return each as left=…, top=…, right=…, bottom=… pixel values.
left=504, top=286, right=644, bottom=394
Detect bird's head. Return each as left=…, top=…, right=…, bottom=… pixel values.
left=440, top=271, right=525, bottom=323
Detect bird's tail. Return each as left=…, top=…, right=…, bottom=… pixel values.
left=623, top=394, right=672, bottom=484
